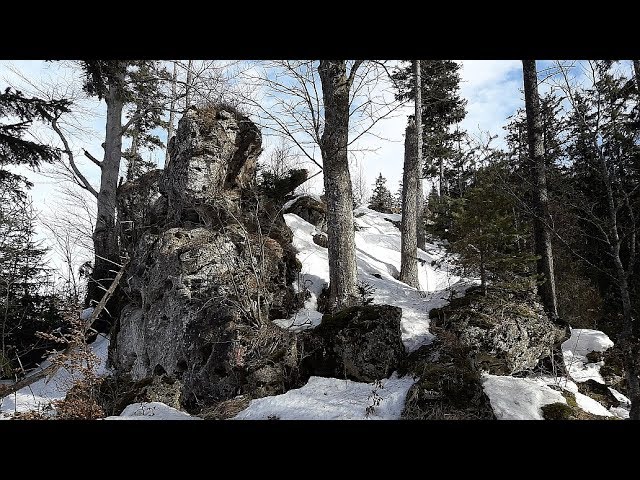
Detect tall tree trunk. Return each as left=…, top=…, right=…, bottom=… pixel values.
left=522, top=60, right=558, bottom=319
left=185, top=60, right=194, bottom=110
left=165, top=61, right=177, bottom=166
left=633, top=60, right=640, bottom=93
left=88, top=72, right=125, bottom=310
left=438, top=159, right=444, bottom=197
left=593, top=144, right=640, bottom=419
left=417, top=177, right=425, bottom=250
left=318, top=60, right=358, bottom=311
left=126, top=129, right=139, bottom=181
left=400, top=60, right=421, bottom=290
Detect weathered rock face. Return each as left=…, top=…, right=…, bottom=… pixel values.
left=430, top=288, right=569, bottom=375
left=283, top=194, right=327, bottom=232
left=161, top=107, right=262, bottom=224
left=116, top=169, right=166, bottom=252
left=111, top=106, right=303, bottom=412
left=301, top=305, right=405, bottom=382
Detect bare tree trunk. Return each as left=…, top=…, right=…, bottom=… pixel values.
left=592, top=143, right=640, bottom=419
left=185, top=60, right=194, bottom=110
left=88, top=71, right=125, bottom=308
left=165, top=61, right=177, bottom=166
left=318, top=60, right=358, bottom=311
left=438, top=159, right=443, bottom=197
left=126, top=129, right=139, bottom=181
left=417, top=176, right=425, bottom=250
left=633, top=60, right=640, bottom=93
left=522, top=59, right=558, bottom=319
left=400, top=61, right=421, bottom=290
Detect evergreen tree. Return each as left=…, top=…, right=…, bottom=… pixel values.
left=0, top=88, right=69, bottom=195
left=0, top=185, right=64, bottom=378
left=368, top=173, right=393, bottom=213
left=123, top=61, right=170, bottom=181
left=392, top=60, right=467, bottom=195
left=450, top=161, right=536, bottom=294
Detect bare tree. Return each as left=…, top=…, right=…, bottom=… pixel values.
left=350, top=157, right=369, bottom=207
left=318, top=60, right=362, bottom=309
left=239, top=60, right=405, bottom=309
left=522, top=60, right=558, bottom=318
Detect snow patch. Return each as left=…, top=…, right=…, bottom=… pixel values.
left=105, top=402, right=201, bottom=420
left=562, top=329, right=613, bottom=384
left=276, top=207, right=472, bottom=351
left=233, top=373, right=415, bottom=420
left=482, top=374, right=567, bottom=420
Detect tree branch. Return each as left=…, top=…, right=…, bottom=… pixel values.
left=49, top=115, right=99, bottom=198
left=83, top=149, right=102, bottom=169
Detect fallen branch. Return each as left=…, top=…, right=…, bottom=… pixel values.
left=0, top=258, right=129, bottom=399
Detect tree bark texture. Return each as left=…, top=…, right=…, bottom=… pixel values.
left=88, top=68, right=125, bottom=309
left=522, top=59, right=558, bottom=318
left=318, top=60, right=359, bottom=310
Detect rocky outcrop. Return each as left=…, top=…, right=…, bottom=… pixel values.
left=160, top=107, right=262, bottom=224
left=312, top=233, right=328, bottom=248
left=401, top=338, right=495, bottom=420
left=430, top=287, right=569, bottom=375
left=111, top=106, right=304, bottom=412
left=283, top=194, right=327, bottom=232
left=301, top=305, right=405, bottom=382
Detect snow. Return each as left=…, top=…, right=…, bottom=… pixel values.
left=105, top=402, right=201, bottom=420
left=608, top=387, right=631, bottom=419
left=562, top=329, right=614, bottom=384
left=610, top=407, right=630, bottom=419
left=482, top=374, right=567, bottom=420
left=233, top=373, right=415, bottom=420
left=0, top=334, right=110, bottom=419
left=275, top=206, right=473, bottom=352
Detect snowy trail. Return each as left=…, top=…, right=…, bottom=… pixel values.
left=275, top=206, right=473, bottom=352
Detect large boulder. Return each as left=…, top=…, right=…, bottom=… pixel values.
left=301, top=304, right=405, bottom=382
left=111, top=106, right=304, bottom=413
left=283, top=194, right=327, bottom=232
left=401, top=338, right=495, bottom=420
left=430, top=287, right=569, bottom=375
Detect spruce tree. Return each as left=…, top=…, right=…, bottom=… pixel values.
left=392, top=60, right=467, bottom=196
left=0, top=88, right=69, bottom=195
left=0, top=185, right=64, bottom=378
left=368, top=173, right=393, bottom=213
left=450, top=161, right=536, bottom=294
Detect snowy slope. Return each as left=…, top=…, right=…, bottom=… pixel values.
left=275, top=206, right=473, bottom=352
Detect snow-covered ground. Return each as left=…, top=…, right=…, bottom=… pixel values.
left=104, top=402, right=202, bottom=420
left=482, top=328, right=630, bottom=420
left=275, top=206, right=472, bottom=352
left=233, top=374, right=414, bottom=420
left=561, top=328, right=613, bottom=384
